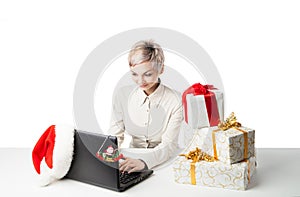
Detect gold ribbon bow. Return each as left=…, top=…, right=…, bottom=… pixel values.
left=180, top=147, right=215, bottom=162
left=213, top=112, right=248, bottom=161
left=217, top=112, right=241, bottom=130
left=180, top=147, right=215, bottom=185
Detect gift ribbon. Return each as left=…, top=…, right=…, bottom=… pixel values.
left=238, top=158, right=251, bottom=183
left=182, top=83, right=220, bottom=126
left=247, top=159, right=251, bottom=183
left=180, top=147, right=215, bottom=185
left=212, top=112, right=248, bottom=161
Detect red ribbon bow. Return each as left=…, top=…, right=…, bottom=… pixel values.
left=182, top=83, right=220, bottom=126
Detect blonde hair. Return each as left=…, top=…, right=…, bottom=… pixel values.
left=128, top=40, right=165, bottom=72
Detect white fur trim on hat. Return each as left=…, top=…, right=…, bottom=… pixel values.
left=32, top=125, right=75, bottom=186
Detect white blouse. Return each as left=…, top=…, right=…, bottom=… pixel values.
left=107, top=82, right=183, bottom=169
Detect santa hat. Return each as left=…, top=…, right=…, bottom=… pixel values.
left=32, top=125, right=75, bottom=186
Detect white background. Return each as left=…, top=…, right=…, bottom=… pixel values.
left=1, top=0, right=299, bottom=148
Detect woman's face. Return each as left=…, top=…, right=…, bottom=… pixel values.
left=130, top=61, right=161, bottom=95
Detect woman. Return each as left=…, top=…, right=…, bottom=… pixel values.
left=108, top=40, right=183, bottom=173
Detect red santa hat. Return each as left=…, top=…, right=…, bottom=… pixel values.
left=32, top=125, right=75, bottom=186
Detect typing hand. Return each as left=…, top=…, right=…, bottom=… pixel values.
left=119, top=157, right=146, bottom=173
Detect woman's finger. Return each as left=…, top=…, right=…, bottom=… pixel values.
left=128, top=166, right=139, bottom=173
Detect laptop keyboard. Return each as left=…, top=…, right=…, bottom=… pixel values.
left=119, top=172, right=142, bottom=184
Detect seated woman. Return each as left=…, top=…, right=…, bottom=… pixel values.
left=108, top=40, right=183, bottom=173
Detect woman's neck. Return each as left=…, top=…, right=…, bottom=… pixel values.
left=144, top=82, right=160, bottom=96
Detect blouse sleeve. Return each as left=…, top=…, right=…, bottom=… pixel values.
left=107, top=90, right=125, bottom=147
left=138, top=100, right=183, bottom=169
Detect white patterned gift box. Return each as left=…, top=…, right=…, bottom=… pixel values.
left=212, top=125, right=255, bottom=164
left=173, top=155, right=256, bottom=191
left=184, top=113, right=255, bottom=165
left=173, top=113, right=257, bottom=190
left=182, top=83, right=224, bottom=129
left=211, top=112, right=255, bottom=164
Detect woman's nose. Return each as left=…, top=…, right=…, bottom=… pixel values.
left=137, top=76, right=145, bottom=84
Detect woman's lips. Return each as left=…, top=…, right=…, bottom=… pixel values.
left=140, top=84, right=148, bottom=88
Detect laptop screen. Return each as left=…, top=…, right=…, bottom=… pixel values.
left=66, top=130, right=121, bottom=189
left=65, top=130, right=153, bottom=192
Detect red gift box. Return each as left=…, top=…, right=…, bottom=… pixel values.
left=182, top=83, right=223, bottom=128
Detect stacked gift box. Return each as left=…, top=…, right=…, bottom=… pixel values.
left=174, top=83, right=256, bottom=191
left=182, top=83, right=224, bottom=129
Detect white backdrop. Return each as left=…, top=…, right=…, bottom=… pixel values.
left=1, top=0, right=299, bottom=148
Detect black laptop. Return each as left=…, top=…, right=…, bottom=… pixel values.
left=65, top=130, right=153, bottom=192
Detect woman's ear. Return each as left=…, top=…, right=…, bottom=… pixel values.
left=159, top=64, right=164, bottom=74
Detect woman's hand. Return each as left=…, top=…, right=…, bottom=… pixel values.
left=119, top=157, right=146, bottom=173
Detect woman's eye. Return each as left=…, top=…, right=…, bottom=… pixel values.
left=131, top=73, right=138, bottom=76
left=144, top=73, right=152, bottom=77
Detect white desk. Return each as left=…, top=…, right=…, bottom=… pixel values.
left=1, top=148, right=299, bottom=197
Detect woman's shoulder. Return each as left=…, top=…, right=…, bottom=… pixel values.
left=161, top=84, right=182, bottom=104
left=162, top=84, right=181, bottom=96
left=114, top=84, right=137, bottom=98
left=119, top=84, right=136, bottom=92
